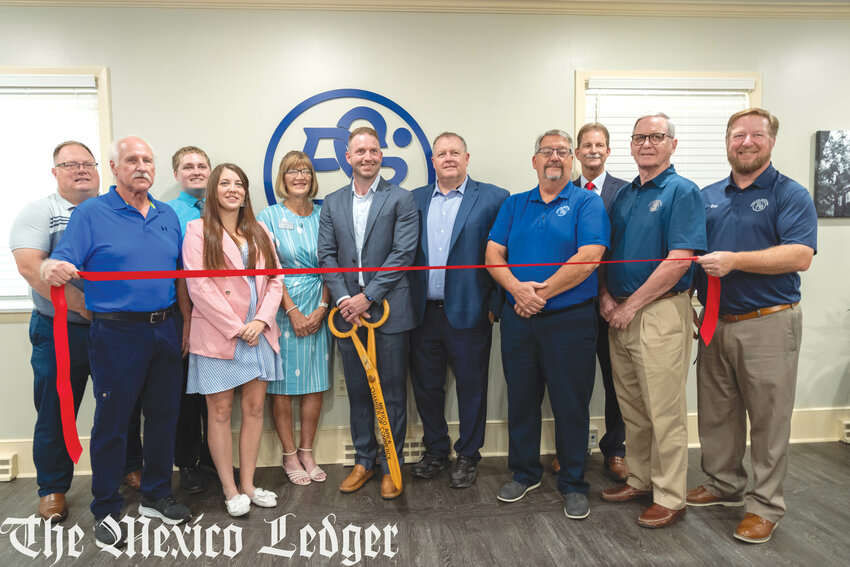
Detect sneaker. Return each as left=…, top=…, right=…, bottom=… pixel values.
left=449, top=455, right=478, bottom=489
left=94, top=513, right=127, bottom=549
left=180, top=465, right=206, bottom=495
left=411, top=451, right=450, bottom=479
left=564, top=492, right=590, bottom=520
left=139, top=495, right=191, bottom=525
left=497, top=480, right=540, bottom=503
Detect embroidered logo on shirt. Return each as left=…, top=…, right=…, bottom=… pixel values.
left=648, top=200, right=663, bottom=213
left=751, top=199, right=769, bottom=212
left=709, top=204, right=719, bottom=208
left=556, top=205, right=570, bottom=217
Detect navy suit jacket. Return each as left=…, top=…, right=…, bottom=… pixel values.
left=575, top=172, right=628, bottom=211
left=411, top=176, right=509, bottom=329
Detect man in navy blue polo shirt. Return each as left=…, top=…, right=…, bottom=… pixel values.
left=687, top=109, right=817, bottom=544
left=486, top=129, right=609, bottom=520
left=599, top=113, right=706, bottom=529
left=43, top=135, right=191, bottom=548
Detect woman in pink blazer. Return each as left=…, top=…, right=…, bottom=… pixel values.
left=182, top=163, right=283, bottom=517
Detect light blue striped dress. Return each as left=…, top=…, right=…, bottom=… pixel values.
left=257, top=203, right=330, bottom=395
left=187, top=243, right=284, bottom=395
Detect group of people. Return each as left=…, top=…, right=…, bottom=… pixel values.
left=12, top=106, right=816, bottom=550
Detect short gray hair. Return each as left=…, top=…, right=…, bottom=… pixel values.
left=633, top=113, right=676, bottom=138
left=534, top=129, right=573, bottom=153
left=108, top=136, right=156, bottom=165
left=432, top=132, right=467, bottom=153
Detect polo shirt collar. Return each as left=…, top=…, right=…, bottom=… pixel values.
left=725, top=162, right=778, bottom=192
left=106, top=185, right=158, bottom=213
left=634, top=164, right=677, bottom=189
left=530, top=181, right=573, bottom=203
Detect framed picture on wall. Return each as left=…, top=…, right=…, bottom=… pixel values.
left=814, top=130, right=850, bottom=218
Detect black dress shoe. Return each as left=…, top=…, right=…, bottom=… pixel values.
left=449, top=455, right=477, bottom=489
left=180, top=465, right=206, bottom=495
left=411, top=451, right=450, bottom=479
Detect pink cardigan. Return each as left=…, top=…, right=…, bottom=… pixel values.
left=182, top=219, right=283, bottom=359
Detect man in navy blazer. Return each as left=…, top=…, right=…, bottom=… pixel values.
left=409, top=132, right=508, bottom=488
left=551, top=122, right=630, bottom=482
left=318, top=127, right=418, bottom=500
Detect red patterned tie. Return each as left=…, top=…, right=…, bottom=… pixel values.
left=585, top=182, right=595, bottom=191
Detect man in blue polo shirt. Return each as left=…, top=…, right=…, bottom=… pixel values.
left=43, top=135, right=192, bottom=549
left=167, top=145, right=212, bottom=495
left=599, top=113, right=706, bottom=529
left=486, top=129, right=609, bottom=520
left=687, top=109, right=817, bottom=544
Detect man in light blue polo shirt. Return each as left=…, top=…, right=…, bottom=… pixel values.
left=167, top=146, right=212, bottom=495
left=599, top=113, right=706, bottom=529
left=43, top=135, right=192, bottom=548
left=486, top=129, right=609, bottom=519
left=687, top=108, right=817, bottom=544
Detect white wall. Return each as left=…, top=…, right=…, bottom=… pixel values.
left=1, top=6, right=848, bottom=447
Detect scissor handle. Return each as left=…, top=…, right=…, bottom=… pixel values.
left=328, top=299, right=390, bottom=338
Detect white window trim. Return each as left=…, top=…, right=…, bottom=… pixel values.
left=0, top=66, right=112, bottom=316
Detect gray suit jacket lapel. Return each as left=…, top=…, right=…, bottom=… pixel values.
left=363, top=177, right=391, bottom=243
left=340, top=183, right=356, bottom=242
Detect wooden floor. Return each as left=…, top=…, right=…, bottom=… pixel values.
left=1, top=443, right=848, bottom=566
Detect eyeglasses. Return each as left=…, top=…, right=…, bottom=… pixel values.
left=285, top=168, right=312, bottom=177
left=55, top=161, right=98, bottom=170
left=630, top=133, right=673, bottom=146
left=536, top=147, right=572, bottom=159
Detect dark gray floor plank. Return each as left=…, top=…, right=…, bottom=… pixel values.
left=1, top=443, right=848, bottom=566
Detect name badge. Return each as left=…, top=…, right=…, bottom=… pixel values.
left=279, top=221, right=295, bottom=230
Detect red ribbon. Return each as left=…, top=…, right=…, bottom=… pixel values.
left=51, top=258, right=720, bottom=462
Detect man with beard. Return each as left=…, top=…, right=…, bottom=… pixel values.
left=687, top=108, right=817, bottom=544
left=43, top=136, right=192, bottom=548
left=599, top=113, right=705, bottom=529
left=486, top=129, right=609, bottom=519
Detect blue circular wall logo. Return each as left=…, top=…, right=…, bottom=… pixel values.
left=264, top=88, right=434, bottom=205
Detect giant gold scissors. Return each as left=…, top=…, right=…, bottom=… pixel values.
left=328, top=300, right=401, bottom=491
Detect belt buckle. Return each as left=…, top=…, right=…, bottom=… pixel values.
left=149, top=311, right=165, bottom=324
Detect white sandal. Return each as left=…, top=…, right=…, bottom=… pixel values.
left=299, top=447, right=327, bottom=483
left=225, top=493, right=250, bottom=517
left=282, top=449, right=311, bottom=486
left=249, top=487, right=278, bottom=508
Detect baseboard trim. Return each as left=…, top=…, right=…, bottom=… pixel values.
left=3, top=406, right=848, bottom=478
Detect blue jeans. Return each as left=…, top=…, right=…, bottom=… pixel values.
left=88, top=316, right=182, bottom=519
left=30, top=312, right=143, bottom=497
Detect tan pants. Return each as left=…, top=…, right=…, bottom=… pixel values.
left=609, top=293, right=692, bottom=510
left=696, top=305, right=802, bottom=523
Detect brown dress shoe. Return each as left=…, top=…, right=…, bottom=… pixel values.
left=734, top=513, right=777, bottom=543
left=339, top=464, right=375, bottom=493
left=380, top=474, right=402, bottom=500
left=601, top=484, right=651, bottom=502
left=604, top=456, right=629, bottom=482
left=638, top=503, right=686, bottom=528
left=38, top=493, right=68, bottom=522
left=551, top=458, right=561, bottom=474
left=124, top=470, right=142, bottom=491
left=686, top=485, right=744, bottom=507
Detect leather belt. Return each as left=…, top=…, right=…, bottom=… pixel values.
left=615, top=291, right=680, bottom=304
left=425, top=300, right=445, bottom=308
left=93, top=304, right=178, bottom=324
left=720, top=302, right=798, bottom=323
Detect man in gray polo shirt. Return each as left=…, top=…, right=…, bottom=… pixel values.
left=10, top=140, right=141, bottom=521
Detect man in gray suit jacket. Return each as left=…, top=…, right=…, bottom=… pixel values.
left=317, top=126, right=418, bottom=500
left=409, top=132, right=508, bottom=489
left=552, top=122, right=630, bottom=482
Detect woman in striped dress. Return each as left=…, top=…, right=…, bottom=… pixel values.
left=183, top=163, right=284, bottom=516
left=258, top=151, right=330, bottom=486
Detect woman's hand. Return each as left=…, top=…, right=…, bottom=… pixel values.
left=287, top=308, right=312, bottom=337
left=304, top=306, right=329, bottom=335
left=237, top=319, right=267, bottom=347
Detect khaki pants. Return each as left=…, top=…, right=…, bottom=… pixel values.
left=609, top=293, right=692, bottom=510
left=696, top=305, right=802, bottom=523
